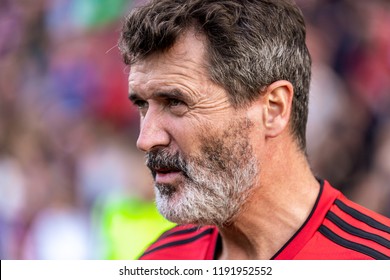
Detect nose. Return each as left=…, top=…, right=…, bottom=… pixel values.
left=136, top=108, right=170, bottom=152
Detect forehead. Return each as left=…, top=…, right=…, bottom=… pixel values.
left=128, top=30, right=211, bottom=94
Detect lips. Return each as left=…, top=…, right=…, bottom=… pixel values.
left=154, top=168, right=182, bottom=184
left=154, top=167, right=179, bottom=174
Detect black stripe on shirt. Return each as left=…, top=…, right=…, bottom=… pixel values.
left=326, top=211, right=390, bottom=249
left=141, top=228, right=214, bottom=258
left=319, top=225, right=389, bottom=260
left=156, top=226, right=201, bottom=242
left=335, top=199, right=390, bottom=234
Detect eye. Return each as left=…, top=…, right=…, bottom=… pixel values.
left=167, top=98, right=184, bottom=107
left=132, top=99, right=149, bottom=117
left=133, top=99, right=148, bottom=110
left=166, top=98, right=188, bottom=116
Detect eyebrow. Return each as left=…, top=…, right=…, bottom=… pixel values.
left=129, top=89, right=186, bottom=102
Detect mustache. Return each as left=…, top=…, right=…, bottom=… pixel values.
left=146, top=149, right=189, bottom=177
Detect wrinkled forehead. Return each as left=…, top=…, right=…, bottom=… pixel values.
left=128, top=29, right=210, bottom=82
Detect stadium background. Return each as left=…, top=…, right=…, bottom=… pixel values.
left=0, top=0, right=389, bottom=259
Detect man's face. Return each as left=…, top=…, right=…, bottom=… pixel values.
left=128, top=31, right=259, bottom=226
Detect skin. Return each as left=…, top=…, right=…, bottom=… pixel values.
left=128, top=29, right=320, bottom=259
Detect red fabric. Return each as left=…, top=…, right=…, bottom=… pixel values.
left=140, top=225, right=218, bottom=260
left=139, top=181, right=390, bottom=260
left=273, top=181, right=339, bottom=259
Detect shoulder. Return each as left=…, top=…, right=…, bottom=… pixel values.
left=319, top=194, right=390, bottom=259
left=139, top=224, right=219, bottom=260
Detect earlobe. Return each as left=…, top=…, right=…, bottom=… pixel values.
left=263, top=80, right=294, bottom=138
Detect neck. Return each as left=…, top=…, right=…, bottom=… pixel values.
left=217, top=138, right=320, bottom=260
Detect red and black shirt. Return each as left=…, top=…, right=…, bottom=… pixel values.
left=140, top=180, right=390, bottom=260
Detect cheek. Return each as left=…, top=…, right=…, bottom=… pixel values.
left=202, top=116, right=255, bottom=153
left=168, top=109, right=238, bottom=156
left=171, top=128, right=201, bottom=156
left=167, top=116, right=209, bottom=151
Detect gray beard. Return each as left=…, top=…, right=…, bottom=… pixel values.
left=149, top=118, right=258, bottom=227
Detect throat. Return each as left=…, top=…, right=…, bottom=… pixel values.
left=215, top=179, right=321, bottom=260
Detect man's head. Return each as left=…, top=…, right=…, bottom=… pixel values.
left=119, top=0, right=311, bottom=150
left=119, top=0, right=312, bottom=226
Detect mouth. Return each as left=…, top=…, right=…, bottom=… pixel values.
left=153, top=167, right=182, bottom=184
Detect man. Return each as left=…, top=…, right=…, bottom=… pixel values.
left=118, top=0, right=390, bottom=259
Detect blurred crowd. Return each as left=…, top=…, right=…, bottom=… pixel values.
left=0, top=0, right=389, bottom=260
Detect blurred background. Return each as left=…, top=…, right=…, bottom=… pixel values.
left=0, top=0, right=389, bottom=259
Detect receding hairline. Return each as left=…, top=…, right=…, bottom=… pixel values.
left=126, top=21, right=208, bottom=65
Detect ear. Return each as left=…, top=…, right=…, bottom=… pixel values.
left=262, top=80, right=294, bottom=138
